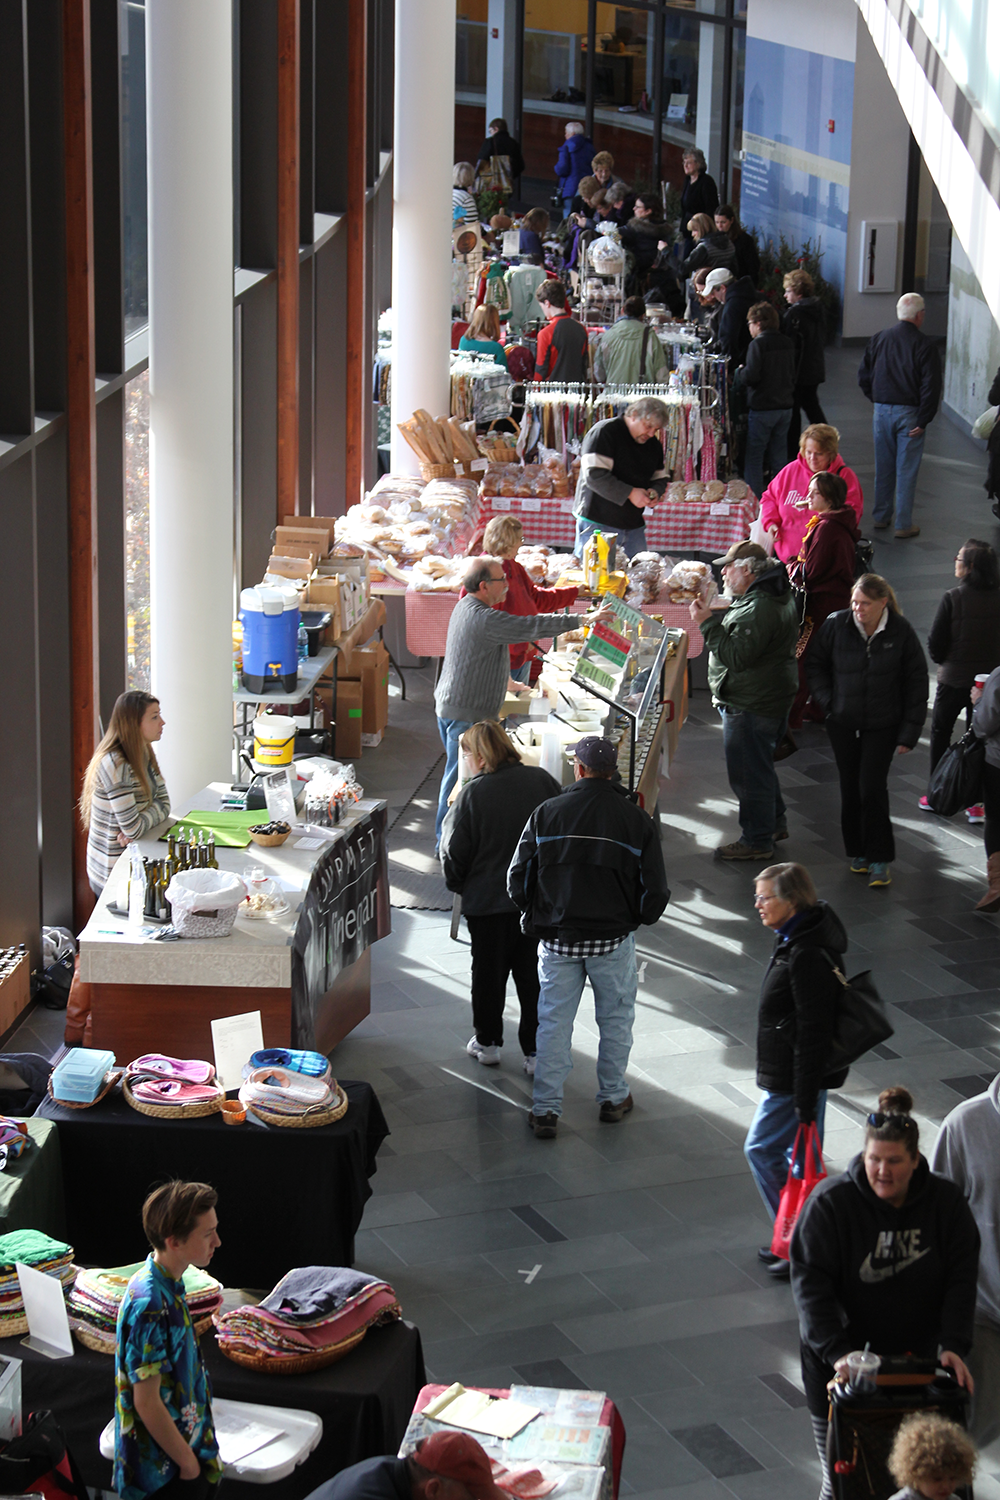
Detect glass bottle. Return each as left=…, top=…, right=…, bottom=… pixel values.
left=207, top=832, right=218, bottom=869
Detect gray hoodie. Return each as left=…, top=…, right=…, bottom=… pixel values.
left=930, top=1072, right=1000, bottom=1330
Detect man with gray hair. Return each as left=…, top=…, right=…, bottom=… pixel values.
left=573, top=397, right=670, bottom=560
left=689, top=540, right=799, bottom=858
left=858, top=291, right=942, bottom=539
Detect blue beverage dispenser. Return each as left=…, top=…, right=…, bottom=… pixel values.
left=239, top=586, right=302, bottom=693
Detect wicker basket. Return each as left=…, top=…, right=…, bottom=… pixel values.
left=123, top=1076, right=224, bottom=1120
left=0, top=1313, right=29, bottom=1338
left=419, top=461, right=457, bottom=482
left=72, top=1309, right=217, bottom=1354
left=217, top=1323, right=369, bottom=1373
left=477, top=418, right=519, bottom=463
left=248, top=829, right=290, bottom=848
left=47, top=1069, right=122, bottom=1110
left=244, top=1082, right=349, bottom=1129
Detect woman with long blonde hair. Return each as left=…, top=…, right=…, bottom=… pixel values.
left=80, top=691, right=171, bottom=895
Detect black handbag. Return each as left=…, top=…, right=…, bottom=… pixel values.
left=823, top=953, right=894, bottom=1072
left=0, top=1409, right=88, bottom=1500
left=926, top=727, right=985, bottom=817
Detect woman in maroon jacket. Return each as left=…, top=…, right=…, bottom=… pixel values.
left=789, top=471, right=859, bottom=727
left=481, top=515, right=578, bottom=683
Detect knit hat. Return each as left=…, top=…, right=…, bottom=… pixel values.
left=414, top=1433, right=505, bottom=1500
left=574, top=736, right=618, bottom=771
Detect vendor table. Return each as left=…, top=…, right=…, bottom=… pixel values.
left=35, top=1079, right=387, bottom=1287
left=0, top=1118, right=65, bottom=1239
left=2, top=1317, right=424, bottom=1500
left=234, top=646, right=337, bottom=739
left=405, top=588, right=705, bottom=661
left=475, top=492, right=757, bottom=554
left=78, top=791, right=390, bottom=1057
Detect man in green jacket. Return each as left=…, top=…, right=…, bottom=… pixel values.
left=593, top=298, right=670, bottom=385
left=690, top=540, right=799, bottom=859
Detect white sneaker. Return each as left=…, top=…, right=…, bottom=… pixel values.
left=523, top=1054, right=537, bottom=1076
left=466, top=1035, right=501, bottom=1066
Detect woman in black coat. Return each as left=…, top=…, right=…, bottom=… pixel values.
left=986, top=365, right=1000, bottom=516
left=790, top=1086, right=978, bottom=1500
left=439, top=721, right=559, bottom=1073
left=746, top=862, right=849, bottom=1282
left=924, top=538, right=1000, bottom=808
left=714, top=204, right=760, bottom=285
left=807, top=574, right=929, bottom=888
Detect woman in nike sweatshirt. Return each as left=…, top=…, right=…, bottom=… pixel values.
left=790, top=1086, right=980, bottom=1500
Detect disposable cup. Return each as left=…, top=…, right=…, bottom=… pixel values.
left=845, top=1350, right=880, bottom=1394
left=975, top=674, right=989, bottom=687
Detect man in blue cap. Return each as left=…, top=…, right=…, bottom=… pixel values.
left=508, top=736, right=669, bottom=1138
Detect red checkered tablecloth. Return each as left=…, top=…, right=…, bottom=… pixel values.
left=476, top=493, right=757, bottom=555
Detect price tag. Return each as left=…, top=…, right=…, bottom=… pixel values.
left=493, top=496, right=512, bottom=510
left=560, top=500, right=577, bottom=514
left=470, top=457, right=487, bottom=472
left=519, top=497, right=542, bottom=512
left=710, top=502, right=731, bottom=516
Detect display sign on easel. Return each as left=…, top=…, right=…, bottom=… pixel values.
left=17, top=1263, right=73, bottom=1360
left=211, top=1010, right=264, bottom=1092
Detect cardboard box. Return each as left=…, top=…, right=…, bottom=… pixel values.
left=272, top=541, right=318, bottom=562
left=305, top=576, right=342, bottom=636
left=267, top=554, right=312, bottom=579
left=334, top=678, right=363, bottom=759
left=276, top=524, right=330, bottom=557
left=285, top=515, right=338, bottom=542
left=361, top=730, right=383, bottom=748
left=338, top=642, right=389, bottom=734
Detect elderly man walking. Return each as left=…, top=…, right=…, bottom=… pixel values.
left=858, top=292, right=942, bottom=539
left=689, top=540, right=799, bottom=859
left=433, top=558, right=587, bottom=845
left=573, top=396, right=671, bottom=561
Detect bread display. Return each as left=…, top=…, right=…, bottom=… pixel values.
left=665, top=559, right=713, bottom=603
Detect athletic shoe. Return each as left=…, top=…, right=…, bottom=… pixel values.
left=523, top=1054, right=536, bottom=1076
left=599, top=1092, right=634, bottom=1123
left=774, top=826, right=790, bottom=842
left=466, top=1036, right=501, bottom=1066
left=528, top=1111, right=558, bottom=1138
left=967, top=805, right=986, bottom=824
left=716, top=840, right=775, bottom=861
left=918, top=796, right=932, bottom=811
left=849, top=856, right=869, bottom=874
left=868, top=862, right=892, bottom=887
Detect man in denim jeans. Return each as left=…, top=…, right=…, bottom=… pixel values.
left=508, top=737, right=669, bottom=1140
left=858, top=293, right=942, bottom=540
left=690, top=541, right=799, bottom=860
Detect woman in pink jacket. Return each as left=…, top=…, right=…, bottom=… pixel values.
left=759, top=424, right=863, bottom=562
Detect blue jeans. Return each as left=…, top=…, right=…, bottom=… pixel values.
left=510, top=662, right=532, bottom=684
left=720, top=706, right=787, bottom=848
left=873, top=403, right=925, bottom=529
left=435, top=716, right=473, bottom=843
left=744, top=1089, right=829, bottom=1219
left=574, top=515, right=647, bottom=562
left=744, top=408, right=792, bottom=501
left=533, top=935, right=637, bottom=1117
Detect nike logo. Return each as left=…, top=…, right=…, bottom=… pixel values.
left=858, top=1248, right=931, bottom=1283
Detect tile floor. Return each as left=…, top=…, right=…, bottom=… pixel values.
left=16, top=348, right=1000, bottom=1498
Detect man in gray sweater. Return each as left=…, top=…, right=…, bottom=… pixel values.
left=433, top=557, right=585, bottom=844
left=931, top=1071, right=1000, bottom=1443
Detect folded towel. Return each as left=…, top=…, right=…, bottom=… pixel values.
left=130, top=1079, right=224, bottom=1106
left=238, top=1066, right=334, bottom=1115
left=259, top=1265, right=384, bottom=1322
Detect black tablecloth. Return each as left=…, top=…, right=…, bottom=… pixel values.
left=34, top=1080, right=388, bottom=1287
left=3, top=1318, right=425, bottom=1500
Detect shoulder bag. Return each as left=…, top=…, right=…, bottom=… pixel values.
left=822, top=951, right=894, bottom=1072
left=771, top=1123, right=826, bottom=1260
left=926, top=727, right=985, bottom=817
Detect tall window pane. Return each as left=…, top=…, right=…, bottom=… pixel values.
left=122, top=0, right=148, bottom=336
left=125, top=370, right=150, bottom=690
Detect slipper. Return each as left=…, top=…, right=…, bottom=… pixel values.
left=127, top=1055, right=216, bottom=1084
left=130, top=1079, right=223, bottom=1105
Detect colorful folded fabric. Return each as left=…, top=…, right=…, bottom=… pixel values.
left=238, top=1066, right=334, bottom=1116
left=247, top=1048, right=332, bottom=1080
left=0, top=1118, right=30, bottom=1163
left=214, top=1265, right=400, bottom=1366
left=0, top=1229, right=76, bottom=1323
left=68, top=1261, right=223, bottom=1350
left=129, top=1079, right=223, bottom=1106
left=260, top=1266, right=385, bottom=1323
left=127, top=1054, right=216, bottom=1084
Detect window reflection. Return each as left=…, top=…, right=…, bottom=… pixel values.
left=125, top=371, right=150, bottom=690
left=122, top=0, right=148, bottom=338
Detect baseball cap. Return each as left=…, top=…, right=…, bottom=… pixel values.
left=704, top=267, right=733, bottom=291
left=574, top=736, right=618, bottom=771
left=714, top=540, right=768, bottom=567
left=414, top=1433, right=505, bottom=1500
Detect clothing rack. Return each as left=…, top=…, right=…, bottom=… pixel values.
left=449, top=350, right=512, bottom=423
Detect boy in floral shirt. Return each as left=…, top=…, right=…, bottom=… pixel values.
left=114, top=1182, right=222, bottom=1500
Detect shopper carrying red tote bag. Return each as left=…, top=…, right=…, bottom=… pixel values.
left=771, top=1123, right=826, bottom=1259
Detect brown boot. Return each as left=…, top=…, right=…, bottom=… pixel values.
left=975, top=853, right=1000, bottom=912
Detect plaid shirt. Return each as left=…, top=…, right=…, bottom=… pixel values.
left=542, top=934, right=626, bottom=958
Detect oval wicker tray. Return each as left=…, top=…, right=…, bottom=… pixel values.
left=123, top=1076, right=224, bottom=1119
left=48, top=1069, right=122, bottom=1110
left=0, top=1314, right=28, bottom=1338
left=72, top=1310, right=217, bottom=1354
left=244, top=1082, right=348, bottom=1129
left=217, top=1323, right=367, bottom=1373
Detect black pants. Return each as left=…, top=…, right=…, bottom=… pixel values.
left=984, top=761, right=1000, bottom=857
left=154, top=1472, right=218, bottom=1500
left=466, top=912, right=539, bottom=1054
left=787, top=384, right=827, bottom=458
left=929, top=681, right=973, bottom=774
left=826, top=722, right=899, bottom=862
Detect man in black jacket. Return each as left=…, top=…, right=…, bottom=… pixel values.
left=782, top=269, right=826, bottom=458
left=704, top=267, right=757, bottom=366
left=740, top=302, right=796, bottom=500
left=858, top=292, right=942, bottom=539
left=508, top=737, right=669, bottom=1139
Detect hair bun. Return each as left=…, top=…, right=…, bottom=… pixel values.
left=878, top=1085, right=914, bottom=1115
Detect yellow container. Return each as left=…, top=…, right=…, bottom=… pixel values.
left=252, top=713, right=296, bottom=767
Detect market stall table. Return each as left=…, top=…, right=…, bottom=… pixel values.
left=474, top=491, right=757, bottom=555
left=0, top=1117, right=65, bottom=1238
left=35, top=1079, right=387, bottom=1287
left=1, top=1317, right=425, bottom=1500
left=78, top=790, right=390, bottom=1058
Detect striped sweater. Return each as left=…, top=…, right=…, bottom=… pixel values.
left=86, top=752, right=171, bottom=895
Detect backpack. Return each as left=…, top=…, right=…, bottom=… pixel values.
left=0, top=1410, right=88, bottom=1500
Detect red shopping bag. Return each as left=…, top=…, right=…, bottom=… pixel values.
left=770, top=1122, right=826, bottom=1260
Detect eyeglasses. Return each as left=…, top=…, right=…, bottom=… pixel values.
left=753, top=894, right=778, bottom=905
left=867, top=1112, right=917, bottom=1130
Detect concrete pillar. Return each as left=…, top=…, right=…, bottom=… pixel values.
left=696, top=16, right=725, bottom=183
left=146, top=1, right=234, bottom=805
left=390, top=0, right=455, bottom=475
left=486, top=0, right=518, bottom=131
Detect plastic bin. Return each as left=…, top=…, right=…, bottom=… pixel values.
left=300, top=611, right=332, bottom=657
left=51, top=1048, right=116, bottom=1103
left=165, top=870, right=246, bottom=940
left=100, top=1398, right=323, bottom=1483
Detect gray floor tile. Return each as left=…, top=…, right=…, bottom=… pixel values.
left=443, top=1270, right=618, bottom=1336
left=373, top=1206, right=546, bottom=1264
left=360, top=1191, right=439, bottom=1228
left=669, top=1425, right=764, bottom=1479
left=484, top=1231, right=652, bottom=1283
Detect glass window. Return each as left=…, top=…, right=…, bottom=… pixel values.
left=524, top=0, right=589, bottom=103
left=584, top=6, right=651, bottom=109
left=456, top=1, right=487, bottom=98
left=122, top=0, right=148, bottom=337
left=125, top=370, right=150, bottom=691
left=730, top=24, right=745, bottom=208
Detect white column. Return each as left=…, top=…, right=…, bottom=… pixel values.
left=146, top=0, right=234, bottom=805
left=391, top=0, right=456, bottom=475
left=486, top=0, right=518, bottom=129
left=696, top=16, right=726, bottom=182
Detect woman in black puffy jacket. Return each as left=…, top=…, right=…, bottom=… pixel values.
left=747, top=861, right=849, bottom=1282
left=807, top=574, right=928, bottom=889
